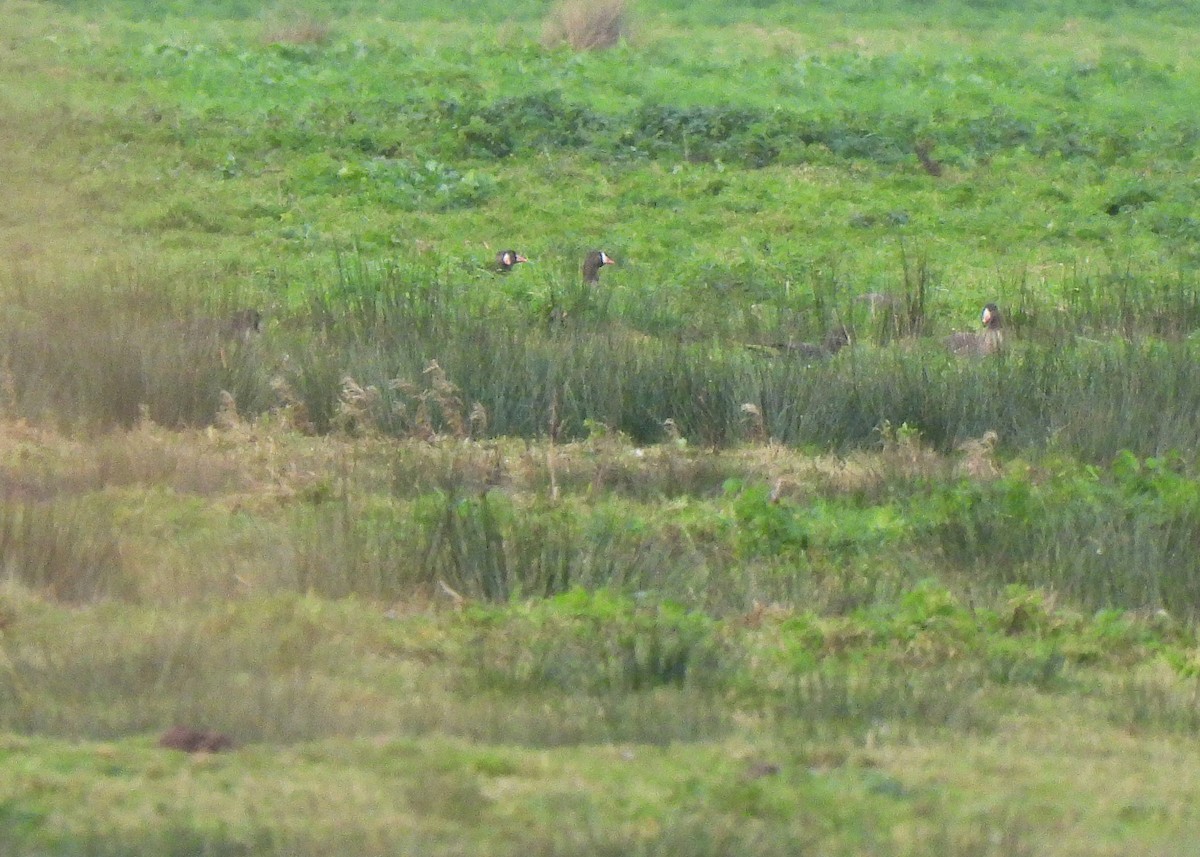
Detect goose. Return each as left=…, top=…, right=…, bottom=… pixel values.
left=494, top=249, right=528, bottom=273
left=223, top=308, right=262, bottom=342
left=806, top=325, right=851, bottom=358
left=582, top=250, right=616, bottom=284
left=213, top=308, right=262, bottom=369
left=748, top=326, right=850, bottom=360
left=946, top=303, right=1003, bottom=357
left=159, top=725, right=234, bottom=754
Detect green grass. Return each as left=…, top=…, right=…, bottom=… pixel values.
left=7, top=0, right=1200, bottom=853
left=3, top=425, right=1200, bottom=854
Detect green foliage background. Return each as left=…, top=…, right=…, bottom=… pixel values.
left=7, top=0, right=1200, bottom=853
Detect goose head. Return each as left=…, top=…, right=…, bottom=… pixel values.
left=495, top=249, right=529, bottom=273
left=583, top=250, right=616, bottom=283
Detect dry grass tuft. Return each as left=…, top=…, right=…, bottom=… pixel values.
left=269, top=373, right=315, bottom=434
left=955, top=430, right=1001, bottom=480
left=390, top=360, right=479, bottom=441
left=334, top=376, right=382, bottom=437
left=740, top=403, right=767, bottom=444
left=542, top=0, right=630, bottom=51
left=260, top=9, right=332, bottom=46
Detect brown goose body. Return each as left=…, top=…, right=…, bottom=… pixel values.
left=159, top=725, right=235, bottom=753
left=946, top=303, right=1003, bottom=357
left=583, top=250, right=616, bottom=283
left=750, top=326, right=850, bottom=360
left=181, top=308, right=260, bottom=344
left=494, top=249, right=528, bottom=273
left=794, top=326, right=850, bottom=359
left=223, top=308, right=262, bottom=342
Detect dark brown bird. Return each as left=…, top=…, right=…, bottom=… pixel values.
left=494, top=249, right=528, bottom=273
left=946, top=303, right=1003, bottom=356
left=214, top=308, right=262, bottom=369
left=749, top=326, right=850, bottom=360
left=745, top=761, right=782, bottom=781
left=582, top=250, right=616, bottom=284
left=915, top=138, right=944, bottom=177
left=223, top=308, right=262, bottom=342
left=158, top=725, right=235, bottom=754
left=794, top=326, right=851, bottom=359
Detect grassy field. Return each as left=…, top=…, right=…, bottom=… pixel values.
left=5, top=0, right=1200, bottom=853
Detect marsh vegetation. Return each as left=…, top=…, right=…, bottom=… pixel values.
left=4, top=0, right=1200, bottom=853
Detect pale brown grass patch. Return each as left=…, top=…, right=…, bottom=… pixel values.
left=542, top=0, right=629, bottom=51
left=260, top=9, right=332, bottom=46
